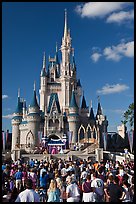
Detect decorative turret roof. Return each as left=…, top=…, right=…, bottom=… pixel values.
left=14, top=89, right=23, bottom=114
left=29, top=81, right=39, bottom=108
left=90, top=107, right=95, bottom=120
left=69, top=90, right=78, bottom=108
left=97, top=96, right=102, bottom=115
left=81, top=94, right=87, bottom=109
left=77, top=79, right=81, bottom=87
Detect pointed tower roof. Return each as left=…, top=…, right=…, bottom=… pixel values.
left=90, top=101, right=95, bottom=120
left=64, top=9, right=68, bottom=40
left=14, top=88, right=23, bottom=114
left=41, top=52, right=46, bottom=77
left=69, top=90, right=78, bottom=108
left=77, top=79, right=81, bottom=87
left=81, top=93, right=87, bottom=109
left=97, top=96, right=102, bottom=115
left=29, top=81, right=39, bottom=108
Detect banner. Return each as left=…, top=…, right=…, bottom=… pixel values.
left=6, top=131, right=9, bottom=143
left=103, top=132, right=107, bottom=150
left=128, top=130, right=133, bottom=153
left=67, top=131, right=73, bottom=145
left=38, top=131, right=43, bottom=145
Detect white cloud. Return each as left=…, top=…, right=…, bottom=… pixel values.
left=103, top=41, right=134, bottom=61
left=103, top=46, right=121, bottom=61
left=75, top=2, right=130, bottom=18
left=91, top=52, right=102, bottom=62
left=91, top=40, right=134, bottom=62
left=106, top=10, right=134, bottom=24
left=97, top=83, right=129, bottom=95
left=2, top=114, right=13, bottom=119
left=2, top=95, right=8, bottom=99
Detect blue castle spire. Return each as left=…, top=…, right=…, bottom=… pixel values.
left=14, top=88, right=23, bottom=114
left=29, top=81, right=39, bottom=108
left=81, top=93, right=87, bottom=109
left=69, top=90, right=78, bottom=108
left=97, top=96, right=102, bottom=115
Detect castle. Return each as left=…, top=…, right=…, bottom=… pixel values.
left=11, top=10, right=108, bottom=158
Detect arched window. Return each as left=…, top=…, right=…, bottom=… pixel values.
left=79, top=128, right=84, bottom=140
left=49, top=119, right=53, bottom=127
left=93, top=130, right=96, bottom=139
left=87, top=127, right=91, bottom=139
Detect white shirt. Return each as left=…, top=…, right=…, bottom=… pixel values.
left=15, top=189, right=40, bottom=202
left=66, top=183, right=80, bottom=198
left=81, top=171, right=87, bottom=180
left=91, top=178, right=104, bottom=196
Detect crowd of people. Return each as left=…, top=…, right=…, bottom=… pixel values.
left=2, top=157, right=134, bottom=202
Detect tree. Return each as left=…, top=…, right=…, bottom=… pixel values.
left=121, top=103, right=134, bottom=130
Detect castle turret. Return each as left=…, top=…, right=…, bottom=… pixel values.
left=95, top=97, right=107, bottom=147
left=96, top=96, right=105, bottom=124
left=39, top=52, right=47, bottom=112
left=90, top=100, right=95, bottom=120
left=80, top=92, right=89, bottom=116
left=11, top=89, right=23, bottom=152
left=68, top=90, right=79, bottom=144
left=27, top=82, right=41, bottom=150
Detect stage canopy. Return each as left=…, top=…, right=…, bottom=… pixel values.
left=47, top=139, right=65, bottom=146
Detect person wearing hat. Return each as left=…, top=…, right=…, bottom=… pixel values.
left=15, top=179, right=40, bottom=202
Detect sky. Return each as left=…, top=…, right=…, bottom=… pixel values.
left=2, top=2, right=134, bottom=133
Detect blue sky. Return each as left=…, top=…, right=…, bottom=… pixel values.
left=2, top=2, right=134, bottom=132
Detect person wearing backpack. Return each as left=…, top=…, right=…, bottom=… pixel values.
left=47, top=179, right=60, bottom=202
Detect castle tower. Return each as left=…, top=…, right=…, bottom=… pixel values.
left=27, top=82, right=41, bottom=149
left=60, top=10, right=73, bottom=112
left=39, top=52, right=47, bottom=112
left=11, top=89, right=23, bottom=152
left=68, top=90, right=79, bottom=144
left=95, top=96, right=108, bottom=147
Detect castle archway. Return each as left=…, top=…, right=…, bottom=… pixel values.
left=48, top=134, right=61, bottom=140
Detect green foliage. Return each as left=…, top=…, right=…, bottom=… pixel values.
left=122, top=103, right=134, bottom=130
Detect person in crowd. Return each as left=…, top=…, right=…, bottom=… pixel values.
left=56, top=177, right=66, bottom=202
left=39, top=170, right=49, bottom=191
left=91, top=171, right=104, bottom=202
left=9, top=186, right=18, bottom=202
left=14, top=167, right=23, bottom=192
left=66, top=175, right=80, bottom=202
left=120, top=180, right=132, bottom=202
left=47, top=179, right=60, bottom=202
left=15, top=179, right=40, bottom=202
left=27, top=168, right=37, bottom=189
left=82, top=174, right=94, bottom=202
left=22, top=167, right=27, bottom=187
left=80, top=167, right=88, bottom=183
left=105, top=176, right=123, bottom=202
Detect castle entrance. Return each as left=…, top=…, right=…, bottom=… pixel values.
left=47, top=134, right=65, bottom=154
